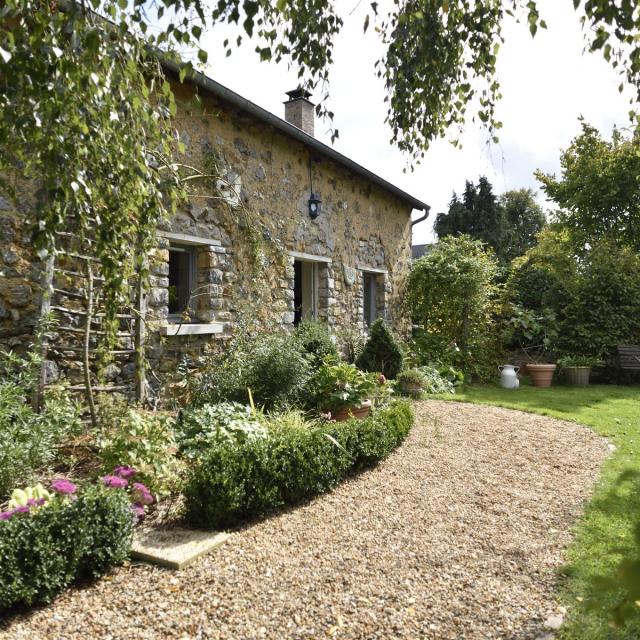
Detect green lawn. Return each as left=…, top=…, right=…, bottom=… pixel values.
left=433, top=383, right=640, bottom=639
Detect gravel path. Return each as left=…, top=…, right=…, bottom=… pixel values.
left=1, top=400, right=609, bottom=640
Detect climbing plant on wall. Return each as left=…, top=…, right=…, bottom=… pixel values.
left=1, top=0, right=639, bottom=337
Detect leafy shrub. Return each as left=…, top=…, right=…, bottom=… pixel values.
left=418, top=366, right=456, bottom=394
left=557, top=355, right=602, bottom=368
left=502, top=304, right=559, bottom=362
left=395, top=368, right=426, bottom=396
left=183, top=331, right=312, bottom=411
left=264, top=409, right=320, bottom=433
left=408, top=327, right=461, bottom=368
left=0, top=350, right=81, bottom=500
left=395, top=366, right=456, bottom=395
left=335, top=401, right=414, bottom=470
left=293, top=320, right=338, bottom=367
left=96, top=399, right=181, bottom=497
left=504, top=235, right=640, bottom=378
left=0, top=484, right=133, bottom=611
left=356, top=318, right=404, bottom=379
left=184, top=400, right=414, bottom=529
left=242, top=333, right=312, bottom=410
left=307, top=360, right=379, bottom=413
left=408, top=235, right=500, bottom=380
left=335, top=324, right=366, bottom=364
left=176, top=402, right=267, bottom=460
left=559, top=241, right=640, bottom=358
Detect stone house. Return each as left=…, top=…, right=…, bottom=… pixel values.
left=0, top=64, right=429, bottom=391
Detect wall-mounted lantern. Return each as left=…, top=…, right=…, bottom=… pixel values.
left=308, top=156, right=321, bottom=220
left=308, top=192, right=322, bottom=219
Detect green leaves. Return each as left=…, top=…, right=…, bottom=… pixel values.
left=536, top=122, right=640, bottom=251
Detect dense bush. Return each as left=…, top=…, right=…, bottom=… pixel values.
left=505, top=235, right=640, bottom=370
left=408, top=235, right=500, bottom=380
left=0, top=484, right=133, bottom=611
left=559, top=242, right=640, bottom=357
left=184, top=401, right=414, bottom=529
left=0, top=350, right=81, bottom=500
left=96, top=399, right=181, bottom=497
left=356, top=318, right=404, bottom=379
left=183, top=331, right=312, bottom=411
left=293, top=320, right=338, bottom=368
left=176, top=402, right=267, bottom=460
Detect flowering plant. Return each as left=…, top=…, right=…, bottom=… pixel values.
left=50, top=478, right=77, bottom=495
left=0, top=466, right=154, bottom=523
left=101, top=466, right=154, bottom=520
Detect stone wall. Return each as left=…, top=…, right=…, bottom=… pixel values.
left=160, top=77, right=414, bottom=334
left=0, top=188, right=42, bottom=358
left=0, top=74, right=414, bottom=390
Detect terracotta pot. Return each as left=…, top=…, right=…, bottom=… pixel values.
left=527, top=363, right=557, bottom=388
left=330, top=399, right=372, bottom=422
left=564, top=366, right=591, bottom=387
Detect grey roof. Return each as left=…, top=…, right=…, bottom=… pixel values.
left=162, top=59, right=430, bottom=213
left=411, top=243, right=434, bottom=259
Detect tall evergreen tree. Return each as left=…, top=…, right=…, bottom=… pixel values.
left=434, top=178, right=545, bottom=264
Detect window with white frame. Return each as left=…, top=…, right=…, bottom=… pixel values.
left=293, top=259, right=318, bottom=325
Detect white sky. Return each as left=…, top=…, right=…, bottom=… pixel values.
left=198, top=0, right=633, bottom=245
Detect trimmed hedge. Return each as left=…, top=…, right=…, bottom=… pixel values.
left=184, top=400, right=414, bottom=529
left=0, top=485, right=134, bottom=611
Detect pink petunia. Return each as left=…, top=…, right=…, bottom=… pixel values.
left=0, top=510, right=14, bottom=521
left=51, top=478, right=77, bottom=495
left=102, top=475, right=128, bottom=489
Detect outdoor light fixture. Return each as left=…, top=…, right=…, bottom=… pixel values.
left=308, top=156, right=321, bottom=219
left=308, top=192, right=321, bottom=219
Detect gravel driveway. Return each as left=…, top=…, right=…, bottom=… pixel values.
left=1, top=400, right=608, bottom=640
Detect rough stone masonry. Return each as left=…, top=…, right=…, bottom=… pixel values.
left=0, top=73, right=418, bottom=390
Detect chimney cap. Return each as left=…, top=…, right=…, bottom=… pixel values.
left=285, top=87, right=313, bottom=102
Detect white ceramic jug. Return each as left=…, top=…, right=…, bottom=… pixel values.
left=499, top=364, right=520, bottom=389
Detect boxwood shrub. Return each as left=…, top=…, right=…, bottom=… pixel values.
left=0, top=485, right=134, bottom=611
left=184, top=400, right=414, bottom=529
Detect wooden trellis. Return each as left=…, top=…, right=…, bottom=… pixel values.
left=33, top=225, right=147, bottom=425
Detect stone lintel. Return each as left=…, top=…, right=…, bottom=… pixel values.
left=160, top=231, right=221, bottom=247
left=289, top=250, right=332, bottom=264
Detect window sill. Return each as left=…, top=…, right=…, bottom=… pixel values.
left=159, top=323, right=224, bottom=336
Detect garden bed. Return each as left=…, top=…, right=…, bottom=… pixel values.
left=0, top=400, right=608, bottom=639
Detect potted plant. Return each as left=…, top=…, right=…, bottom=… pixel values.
left=395, top=368, right=426, bottom=397
left=504, top=305, right=558, bottom=388
left=310, top=361, right=378, bottom=421
left=557, top=355, right=601, bottom=387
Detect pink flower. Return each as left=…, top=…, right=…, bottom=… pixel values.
left=102, top=475, right=128, bottom=489
left=0, top=510, right=14, bottom=521
left=130, top=503, right=145, bottom=520
left=378, top=374, right=386, bottom=385
left=131, top=482, right=154, bottom=505
left=51, top=478, right=77, bottom=495
left=113, top=466, right=136, bottom=479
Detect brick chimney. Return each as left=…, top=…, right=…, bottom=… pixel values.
left=284, top=88, right=315, bottom=136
